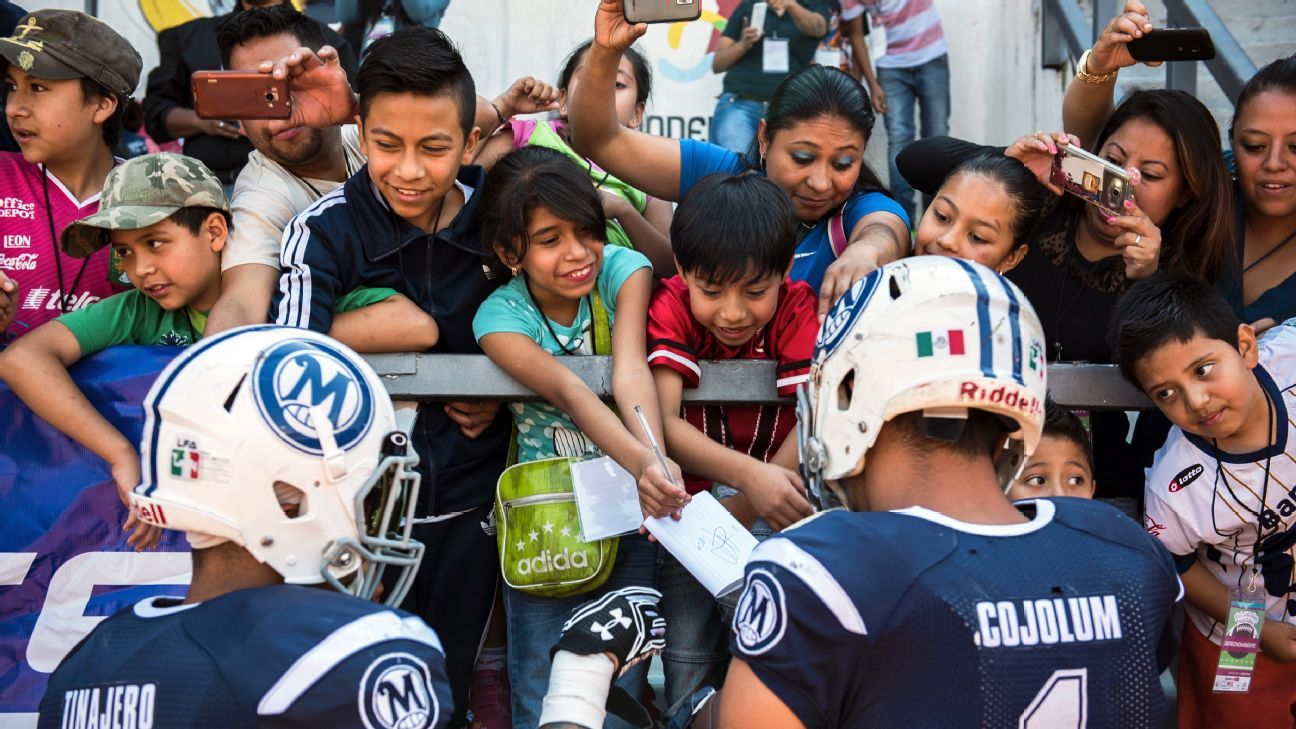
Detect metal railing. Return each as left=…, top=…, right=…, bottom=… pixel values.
left=1042, top=0, right=1258, bottom=102
left=366, top=354, right=1149, bottom=410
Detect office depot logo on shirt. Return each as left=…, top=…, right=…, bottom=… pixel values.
left=0, top=197, right=36, bottom=220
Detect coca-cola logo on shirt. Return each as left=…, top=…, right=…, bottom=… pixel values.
left=0, top=196, right=36, bottom=219
left=0, top=252, right=38, bottom=270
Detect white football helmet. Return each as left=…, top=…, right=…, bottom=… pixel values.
left=798, top=256, right=1048, bottom=509
left=130, top=326, right=423, bottom=606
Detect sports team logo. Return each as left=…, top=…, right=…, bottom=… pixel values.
left=252, top=338, right=375, bottom=455
left=816, top=272, right=881, bottom=359
left=359, top=652, right=439, bottom=729
left=734, top=569, right=787, bottom=656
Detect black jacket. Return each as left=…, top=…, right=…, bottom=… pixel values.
left=272, top=164, right=509, bottom=516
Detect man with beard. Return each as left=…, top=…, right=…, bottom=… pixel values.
left=141, top=0, right=357, bottom=193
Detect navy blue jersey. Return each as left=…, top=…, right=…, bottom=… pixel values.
left=38, top=585, right=451, bottom=729
left=730, top=498, right=1182, bottom=728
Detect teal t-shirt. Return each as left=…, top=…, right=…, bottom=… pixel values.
left=472, top=244, right=650, bottom=463
left=59, top=289, right=206, bottom=354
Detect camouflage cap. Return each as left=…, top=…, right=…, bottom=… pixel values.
left=0, top=11, right=142, bottom=97
left=62, top=153, right=230, bottom=258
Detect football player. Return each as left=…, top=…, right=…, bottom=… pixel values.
left=717, top=257, right=1183, bottom=728
left=38, top=326, right=451, bottom=729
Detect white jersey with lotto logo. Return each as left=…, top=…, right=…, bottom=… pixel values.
left=1144, top=325, right=1296, bottom=644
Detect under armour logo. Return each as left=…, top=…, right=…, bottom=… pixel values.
left=589, top=608, right=631, bottom=641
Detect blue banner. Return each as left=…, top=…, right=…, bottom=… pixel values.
left=1, top=346, right=191, bottom=721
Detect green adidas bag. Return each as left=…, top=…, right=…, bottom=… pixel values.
left=494, top=288, right=619, bottom=597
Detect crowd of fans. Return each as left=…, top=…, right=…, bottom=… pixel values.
left=1, top=0, right=1295, bottom=727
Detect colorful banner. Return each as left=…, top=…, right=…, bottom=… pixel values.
left=0, top=346, right=191, bottom=723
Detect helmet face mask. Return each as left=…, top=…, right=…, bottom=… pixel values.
left=798, top=258, right=1048, bottom=508
left=129, top=326, right=424, bottom=607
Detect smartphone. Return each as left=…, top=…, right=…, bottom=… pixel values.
left=1049, top=145, right=1134, bottom=218
left=1127, top=27, right=1215, bottom=63
left=749, top=2, right=768, bottom=35
left=191, top=71, right=291, bottom=120
left=623, top=0, right=701, bottom=24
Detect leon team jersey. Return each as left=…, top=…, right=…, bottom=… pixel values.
left=647, top=277, right=818, bottom=493
left=0, top=153, right=124, bottom=343
left=1144, top=325, right=1296, bottom=644
left=730, top=499, right=1181, bottom=728
left=38, top=585, right=452, bottom=729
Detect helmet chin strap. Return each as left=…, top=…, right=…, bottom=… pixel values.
left=796, top=385, right=849, bottom=511
left=311, top=405, right=350, bottom=482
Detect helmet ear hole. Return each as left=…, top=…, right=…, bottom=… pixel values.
left=837, top=368, right=856, bottom=411
left=888, top=275, right=903, bottom=300
left=273, top=481, right=308, bottom=519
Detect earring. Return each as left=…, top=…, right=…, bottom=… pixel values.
left=510, top=266, right=521, bottom=277
left=760, top=153, right=767, bottom=169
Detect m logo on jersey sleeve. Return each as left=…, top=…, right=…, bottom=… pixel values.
left=253, top=339, right=375, bottom=455
left=359, top=652, right=439, bottom=729
left=734, top=569, right=787, bottom=655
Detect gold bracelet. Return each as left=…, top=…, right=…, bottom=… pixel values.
left=1075, top=50, right=1117, bottom=85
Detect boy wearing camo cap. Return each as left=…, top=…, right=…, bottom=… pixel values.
left=0, top=152, right=228, bottom=551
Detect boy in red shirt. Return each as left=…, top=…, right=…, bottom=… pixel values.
left=647, top=172, right=818, bottom=717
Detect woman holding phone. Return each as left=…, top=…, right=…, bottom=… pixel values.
left=570, top=0, right=911, bottom=320
left=1065, top=2, right=1296, bottom=330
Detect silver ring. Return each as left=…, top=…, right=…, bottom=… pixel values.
left=217, top=122, right=225, bottom=129
left=1134, top=234, right=1142, bottom=245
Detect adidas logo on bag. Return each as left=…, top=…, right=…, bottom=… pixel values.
left=516, top=547, right=593, bottom=576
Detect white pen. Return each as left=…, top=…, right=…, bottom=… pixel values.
left=633, top=405, right=681, bottom=489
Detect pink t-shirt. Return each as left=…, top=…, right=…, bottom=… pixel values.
left=0, top=152, right=124, bottom=343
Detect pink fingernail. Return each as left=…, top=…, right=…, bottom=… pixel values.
left=1124, top=199, right=1134, bottom=208
left=1107, top=216, right=1116, bottom=223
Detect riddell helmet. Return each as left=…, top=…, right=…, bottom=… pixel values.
left=798, top=257, right=1048, bottom=509
left=130, top=326, right=423, bottom=606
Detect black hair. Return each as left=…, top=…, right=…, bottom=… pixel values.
left=355, top=26, right=475, bottom=137
left=79, top=78, right=124, bottom=149
left=671, top=173, right=798, bottom=284
left=749, top=64, right=888, bottom=197
left=945, top=154, right=1046, bottom=249
left=1041, top=398, right=1094, bottom=472
left=480, top=146, right=606, bottom=273
left=217, top=5, right=328, bottom=70
left=169, top=206, right=233, bottom=235
left=121, top=98, right=145, bottom=134
left=1094, top=89, right=1234, bottom=283
left=1230, top=54, right=1296, bottom=140
left=889, top=409, right=1008, bottom=460
left=558, top=39, right=652, bottom=106
left=1108, top=272, right=1241, bottom=386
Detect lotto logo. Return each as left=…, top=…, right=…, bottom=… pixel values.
left=1168, top=464, right=1203, bottom=492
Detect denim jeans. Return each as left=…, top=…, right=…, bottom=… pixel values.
left=878, top=54, right=951, bottom=221
left=710, top=92, right=767, bottom=157
left=504, top=533, right=658, bottom=729
left=657, top=549, right=731, bottom=719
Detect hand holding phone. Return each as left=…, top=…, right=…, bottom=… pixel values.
left=623, top=0, right=701, bottom=24
left=1049, top=145, right=1134, bottom=218
left=749, top=2, right=768, bottom=36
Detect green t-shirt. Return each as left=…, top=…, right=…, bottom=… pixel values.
left=721, top=0, right=832, bottom=102
left=60, top=289, right=206, bottom=354
left=59, top=286, right=400, bottom=355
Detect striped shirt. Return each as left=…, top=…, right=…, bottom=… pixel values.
left=862, top=0, right=947, bottom=68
